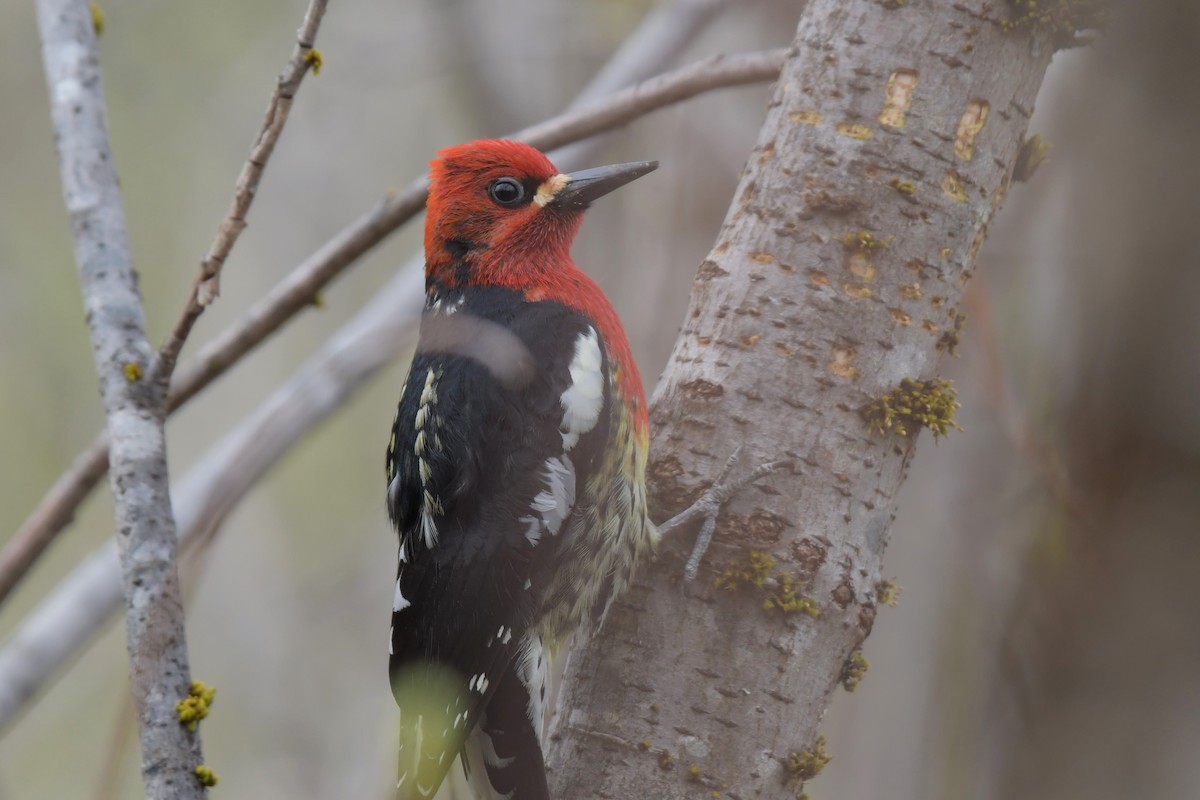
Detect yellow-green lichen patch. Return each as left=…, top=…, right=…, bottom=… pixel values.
left=790, top=109, right=823, bottom=125
left=863, top=378, right=962, bottom=440
left=954, top=99, right=990, bottom=161
left=90, top=2, right=105, bottom=35
left=840, top=651, right=871, bottom=692
left=764, top=572, right=820, bottom=618
left=899, top=283, right=922, bottom=301
left=304, top=48, right=325, bottom=75
left=1013, top=133, right=1051, bottom=182
left=836, top=122, right=874, bottom=140
left=890, top=177, right=916, bottom=196
left=941, top=170, right=969, bottom=203
left=840, top=230, right=889, bottom=252
left=878, top=579, right=903, bottom=607
left=195, top=765, right=219, bottom=787
left=177, top=680, right=217, bottom=732
left=715, top=550, right=775, bottom=590
left=123, top=362, right=142, bottom=382
left=787, top=735, right=832, bottom=784
left=878, top=69, right=919, bottom=128
left=715, top=551, right=820, bottom=619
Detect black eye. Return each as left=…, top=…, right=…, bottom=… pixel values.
left=488, top=177, right=526, bottom=207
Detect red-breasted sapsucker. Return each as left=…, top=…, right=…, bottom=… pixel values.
left=384, top=140, right=659, bottom=799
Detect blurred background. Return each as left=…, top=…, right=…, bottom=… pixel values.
left=1, top=0, right=1196, bottom=798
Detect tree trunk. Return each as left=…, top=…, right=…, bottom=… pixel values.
left=546, top=1, right=1058, bottom=797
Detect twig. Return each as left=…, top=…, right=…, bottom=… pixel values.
left=34, top=0, right=204, bottom=797
left=0, top=47, right=786, bottom=605
left=153, top=0, right=329, bottom=382
left=0, top=0, right=331, bottom=605
left=0, top=46, right=786, bottom=734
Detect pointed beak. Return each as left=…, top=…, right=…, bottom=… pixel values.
left=553, top=160, right=658, bottom=211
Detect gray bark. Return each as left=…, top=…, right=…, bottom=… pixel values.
left=546, top=2, right=1057, bottom=797
left=34, top=1, right=205, bottom=797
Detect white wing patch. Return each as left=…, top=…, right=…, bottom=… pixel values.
left=414, top=368, right=443, bottom=549
left=393, top=578, right=411, bottom=613
left=559, top=328, right=604, bottom=451
left=519, top=455, right=576, bottom=547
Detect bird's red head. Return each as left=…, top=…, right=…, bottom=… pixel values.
left=424, top=140, right=657, bottom=437
left=425, top=140, right=657, bottom=292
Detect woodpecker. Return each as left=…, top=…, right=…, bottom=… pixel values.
left=385, top=140, right=659, bottom=799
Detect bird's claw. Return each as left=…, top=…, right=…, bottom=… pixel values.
left=655, top=447, right=793, bottom=581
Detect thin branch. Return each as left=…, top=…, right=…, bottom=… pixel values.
left=34, top=0, right=204, bottom=796
left=0, top=0, right=330, bottom=606
left=0, top=47, right=785, bottom=733
left=0, top=47, right=786, bottom=606
left=153, top=0, right=329, bottom=382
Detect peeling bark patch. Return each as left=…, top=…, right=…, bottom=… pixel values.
left=807, top=269, right=830, bottom=286
left=790, top=542, right=829, bottom=583
left=745, top=509, right=790, bottom=544
left=941, top=170, right=968, bottom=202
left=749, top=251, right=775, bottom=265
left=805, top=190, right=862, bottom=215
left=922, top=319, right=939, bottom=333
left=789, top=109, right=823, bottom=124
left=842, top=283, right=871, bottom=299
left=878, top=69, right=919, bottom=128
left=836, top=122, right=874, bottom=140
left=848, top=251, right=876, bottom=282
left=681, top=379, right=724, bottom=400
left=858, top=604, right=877, bottom=635
left=828, top=346, right=857, bottom=379
left=899, top=283, right=922, bottom=300
left=697, top=260, right=729, bottom=281
left=890, top=308, right=912, bottom=326
left=648, top=455, right=699, bottom=518
left=740, top=335, right=760, bottom=348
left=775, top=342, right=794, bottom=358
left=954, top=99, right=989, bottom=160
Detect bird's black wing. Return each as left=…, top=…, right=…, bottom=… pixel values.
left=384, top=286, right=609, bottom=799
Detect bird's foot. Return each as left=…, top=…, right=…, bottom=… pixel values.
left=656, top=447, right=792, bottom=581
